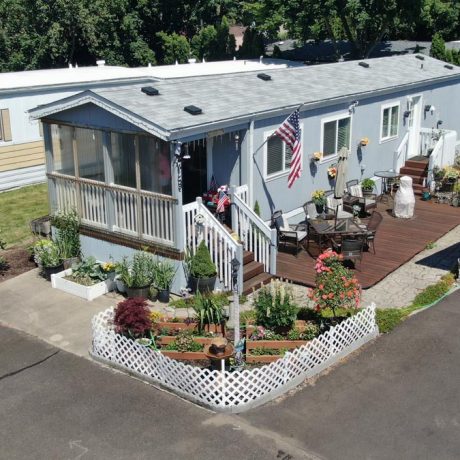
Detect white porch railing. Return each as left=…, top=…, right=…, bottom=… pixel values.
left=234, top=184, right=249, bottom=204
left=230, top=188, right=277, bottom=275
left=183, top=198, right=242, bottom=291
left=50, top=172, right=177, bottom=246
left=393, top=131, right=409, bottom=173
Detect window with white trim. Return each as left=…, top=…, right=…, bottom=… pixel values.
left=321, top=115, right=351, bottom=159
left=381, top=103, right=399, bottom=141
left=265, top=135, right=293, bottom=178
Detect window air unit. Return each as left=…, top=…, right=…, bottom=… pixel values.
left=358, top=61, right=369, bottom=68
left=184, top=105, right=202, bottom=115
left=141, top=86, right=159, bottom=96
left=257, top=73, right=272, bottom=81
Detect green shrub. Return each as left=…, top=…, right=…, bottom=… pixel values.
left=165, top=331, right=203, bottom=352
left=412, top=281, right=451, bottom=307
left=376, top=309, right=406, bottom=333
left=153, top=259, right=176, bottom=290
left=189, top=241, right=217, bottom=278
left=254, top=280, right=298, bottom=330
left=51, top=210, right=81, bottom=259
left=192, top=291, right=224, bottom=333
left=240, top=310, right=257, bottom=325
left=70, top=256, right=106, bottom=285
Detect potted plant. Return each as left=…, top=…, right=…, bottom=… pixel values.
left=187, top=241, right=217, bottom=293
left=51, top=210, right=81, bottom=269
left=311, top=152, right=322, bottom=162
left=121, top=251, right=156, bottom=299
left=113, top=297, right=152, bottom=339
left=361, top=178, right=375, bottom=196
left=327, top=166, right=337, bottom=180
left=360, top=137, right=369, bottom=147
left=33, top=239, right=64, bottom=281
left=311, top=189, right=327, bottom=214
left=153, top=258, right=176, bottom=303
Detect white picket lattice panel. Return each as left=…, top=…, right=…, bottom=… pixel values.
left=91, top=305, right=378, bottom=413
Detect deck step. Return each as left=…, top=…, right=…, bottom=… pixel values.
left=243, top=250, right=254, bottom=265
left=243, top=260, right=264, bottom=282
left=243, top=272, right=273, bottom=295
left=405, top=159, right=429, bottom=169
left=400, top=166, right=428, bottom=176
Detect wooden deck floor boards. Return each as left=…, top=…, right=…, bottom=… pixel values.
left=276, top=200, right=460, bottom=289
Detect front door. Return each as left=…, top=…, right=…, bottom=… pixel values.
left=181, top=141, right=208, bottom=204
left=407, top=95, right=423, bottom=158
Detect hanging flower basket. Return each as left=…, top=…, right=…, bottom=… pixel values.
left=311, top=152, right=322, bottom=162
left=327, top=166, right=337, bottom=179
left=360, top=137, right=369, bottom=147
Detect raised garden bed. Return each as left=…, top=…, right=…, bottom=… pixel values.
left=51, top=268, right=115, bottom=301
left=160, top=350, right=207, bottom=361
left=156, top=336, right=213, bottom=346
left=155, top=322, right=223, bottom=334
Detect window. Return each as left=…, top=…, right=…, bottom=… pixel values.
left=321, top=115, right=351, bottom=159
left=0, top=109, right=12, bottom=141
left=265, top=135, right=293, bottom=178
left=51, top=124, right=75, bottom=176
left=111, top=132, right=136, bottom=189
left=75, top=127, right=104, bottom=182
left=381, top=103, right=399, bottom=141
left=139, top=135, right=171, bottom=195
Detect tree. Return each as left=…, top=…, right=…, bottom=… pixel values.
left=282, top=0, right=423, bottom=59
left=238, top=26, right=265, bottom=58
left=156, top=32, right=191, bottom=64
left=416, top=0, right=460, bottom=41
left=430, top=32, right=446, bottom=60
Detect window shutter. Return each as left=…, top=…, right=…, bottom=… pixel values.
left=337, top=117, right=350, bottom=150
left=266, top=136, right=283, bottom=175
left=1, top=109, right=12, bottom=141
left=323, top=121, right=336, bottom=156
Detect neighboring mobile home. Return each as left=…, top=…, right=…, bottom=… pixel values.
left=0, top=58, right=296, bottom=190
left=29, top=54, right=460, bottom=294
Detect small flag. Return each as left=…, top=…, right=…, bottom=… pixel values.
left=275, top=109, right=302, bottom=188
left=216, top=191, right=228, bottom=213
left=209, top=175, right=218, bottom=193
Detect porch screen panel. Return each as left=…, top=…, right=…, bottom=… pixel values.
left=111, top=132, right=136, bottom=189
left=323, top=121, right=336, bottom=156
left=139, top=136, right=172, bottom=195
left=75, top=127, right=104, bottom=182
left=51, top=124, right=75, bottom=176
left=337, top=117, right=350, bottom=151
left=266, top=136, right=283, bottom=175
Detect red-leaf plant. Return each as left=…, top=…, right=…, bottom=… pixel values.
left=113, top=297, right=152, bottom=339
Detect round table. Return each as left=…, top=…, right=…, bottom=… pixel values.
left=374, top=170, right=401, bottom=201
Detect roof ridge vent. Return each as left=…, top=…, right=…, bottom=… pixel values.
left=444, top=64, right=454, bottom=70
left=257, top=73, right=272, bottom=81
left=358, top=61, right=369, bottom=68
left=184, top=105, right=202, bottom=115
left=415, top=55, right=425, bottom=60
left=141, top=86, right=159, bottom=96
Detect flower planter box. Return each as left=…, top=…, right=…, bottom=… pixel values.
left=155, top=322, right=222, bottom=334
left=245, top=339, right=310, bottom=363
left=157, top=336, right=213, bottom=346
left=246, top=354, right=282, bottom=363
left=160, top=350, right=207, bottom=361
left=51, top=268, right=115, bottom=301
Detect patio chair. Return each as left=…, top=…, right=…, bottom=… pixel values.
left=331, top=236, right=365, bottom=270
left=358, top=211, right=383, bottom=254
left=344, top=180, right=377, bottom=215
left=325, top=190, right=353, bottom=219
left=271, top=210, right=307, bottom=257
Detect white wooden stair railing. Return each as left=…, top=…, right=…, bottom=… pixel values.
left=183, top=197, right=243, bottom=292
left=393, top=131, right=410, bottom=173
left=229, top=187, right=277, bottom=275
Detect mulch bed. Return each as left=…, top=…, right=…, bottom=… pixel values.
left=0, top=247, right=36, bottom=283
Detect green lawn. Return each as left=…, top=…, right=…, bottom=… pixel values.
left=0, top=183, right=49, bottom=247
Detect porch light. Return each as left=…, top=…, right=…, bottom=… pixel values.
left=234, top=133, right=240, bottom=151
left=424, top=105, right=435, bottom=115
left=403, top=110, right=411, bottom=119
left=182, top=143, right=191, bottom=160
left=348, top=100, right=359, bottom=114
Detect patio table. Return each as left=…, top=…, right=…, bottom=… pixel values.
left=307, top=217, right=365, bottom=254
left=374, top=170, right=401, bottom=202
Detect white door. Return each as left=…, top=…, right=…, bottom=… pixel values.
left=407, top=95, right=423, bottom=158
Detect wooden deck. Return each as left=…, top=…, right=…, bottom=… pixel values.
left=276, top=199, right=460, bottom=289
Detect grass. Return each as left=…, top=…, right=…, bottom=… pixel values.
left=0, top=183, right=48, bottom=247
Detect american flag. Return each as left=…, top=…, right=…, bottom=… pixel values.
left=209, top=175, right=218, bottom=192
left=275, top=109, right=302, bottom=188
left=216, top=190, right=228, bottom=213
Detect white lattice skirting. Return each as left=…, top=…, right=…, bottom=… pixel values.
left=91, top=305, right=378, bottom=413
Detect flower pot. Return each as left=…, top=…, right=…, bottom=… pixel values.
left=362, top=189, right=374, bottom=197
left=43, top=263, right=64, bottom=281
left=63, top=256, right=80, bottom=270
left=115, top=278, right=126, bottom=293
left=157, top=289, right=170, bottom=303
left=189, top=275, right=216, bottom=293
left=126, top=285, right=150, bottom=299
left=314, top=204, right=324, bottom=214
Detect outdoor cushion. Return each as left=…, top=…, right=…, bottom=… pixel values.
left=296, top=230, right=307, bottom=241
left=350, top=184, right=363, bottom=198
left=281, top=216, right=291, bottom=231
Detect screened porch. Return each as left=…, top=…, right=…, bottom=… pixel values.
left=45, top=123, right=178, bottom=247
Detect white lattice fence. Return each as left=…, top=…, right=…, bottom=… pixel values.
left=91, top=305, right=378, bottom=413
